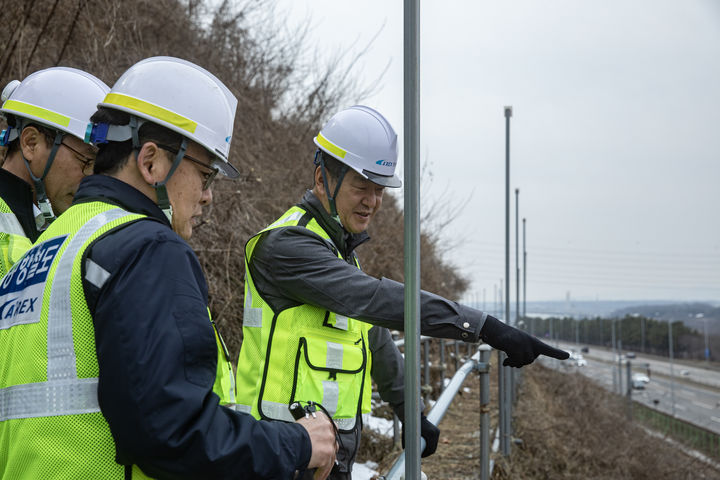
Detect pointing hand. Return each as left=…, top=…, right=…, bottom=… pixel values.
left=480, top=315, right=570, bottom=367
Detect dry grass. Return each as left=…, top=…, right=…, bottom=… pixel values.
left=360, top=357, right=719, bottom=480
left=496, top=365, right=719, bottom=480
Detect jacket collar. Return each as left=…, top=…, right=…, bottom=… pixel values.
left=299, top=190, right=370, bottom=255
left=73, top=174, right=171, bottom=227
left=0, top=168, right=39, bottom=241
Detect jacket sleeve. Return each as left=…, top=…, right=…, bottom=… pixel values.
left=250, top=226, right=487, bottom=342
left=85, top=222, right=311, bottom=480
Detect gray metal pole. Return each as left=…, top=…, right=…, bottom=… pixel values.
left=479, top=345, right=491, bottom=480
left=626, top=360, right=632, bottom=420
left=669, top=321, right=676, bottom=416
left=522, top=218, right=527, bottom=333
left=423, top=339, right=430, bottom=403
left=403, top=1, right=421, bottom=476
left=439, top=339, right=445, bottom=392
left=515, top=188, right=520, bottom=329
left=611, top=320, right=617, bottom=393
left=641, top=316, right=646, bottom=353
left=704, top=317, right=710, bottom=362
left=502, top=105, right=513, bottom=456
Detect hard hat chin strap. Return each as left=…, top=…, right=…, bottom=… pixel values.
left=316, top=149, right=348, bottom=226
left=21, top=129, right=64, bottom=230
left=128, top=116, right=187, bottom=225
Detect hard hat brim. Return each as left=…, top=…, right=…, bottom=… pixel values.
left=363, top=169, right=402, bottom=188
left=212, top=159, right=240, bottom=179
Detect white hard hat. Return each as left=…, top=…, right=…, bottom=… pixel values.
left=0, top=67, right=109, bottom=141
left=313, top=105, right=401, bottom=188
left=97, top=56, right=239, bottom=178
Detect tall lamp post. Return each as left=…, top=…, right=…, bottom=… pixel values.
left=500, top=105, right=513, bottom=456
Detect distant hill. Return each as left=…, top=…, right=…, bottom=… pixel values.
left=611, top=302, right=720, bottom=335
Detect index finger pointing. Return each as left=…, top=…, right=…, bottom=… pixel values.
left=539, top=343, right=570, bottom=360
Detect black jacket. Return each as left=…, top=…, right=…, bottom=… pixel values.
left=77, top=175, right=311, bottom=479
left=0, top=168, right=40, bottom=242
left=248, top=190, right=489, bottom=472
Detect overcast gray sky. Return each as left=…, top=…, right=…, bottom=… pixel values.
left=277, top=0, right=720, bottom=303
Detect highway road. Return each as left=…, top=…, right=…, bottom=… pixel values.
left=540, top=341, right=720, bottom=435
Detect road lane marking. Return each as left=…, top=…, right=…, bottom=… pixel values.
left=692, top=401, right=715, bottom=410
left=712, top=416, right=720, bottom=424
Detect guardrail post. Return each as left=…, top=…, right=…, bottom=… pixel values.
left=423, top=339, right=431, bottom=403
left=479, top=345, right=491, bottom=480
left=454, top=341, right=460, bottom=371
left=626, top=360, right=632, bottom=420
left=439, top=339, right=446, bottom=392
left=393, top=413, right=400, bottom=446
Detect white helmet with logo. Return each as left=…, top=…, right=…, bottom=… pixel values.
left=313, top=105, right=401, bottom=188
left=96, top=56, right=239, bottom=178
left=0, top=67, right=110, bottom=227
left=0, top=67, right=109, bottom=143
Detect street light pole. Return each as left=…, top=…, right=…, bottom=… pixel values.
left=500, top=105, right=513, bottom=456
left=523, top=217, right=527, bottom=335
left=704, top=317, right=711, bottom=362
left=515, top=188, right=520, bottom=330
left=669, top=321, right=676, bottom=416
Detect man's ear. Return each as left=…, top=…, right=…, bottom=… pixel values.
left=19, top=126, right=47, bottom=163
left=314, top=165, right=326, bottom=196
left=136, top=142, right=168, bottom=185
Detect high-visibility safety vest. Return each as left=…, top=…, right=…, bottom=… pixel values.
left=0, top=196, right=32, bottom=278
left=235, top=206, right=373, bottom=432
left=0, top=200, right=236, bottom=479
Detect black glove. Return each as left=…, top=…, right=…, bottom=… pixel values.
left=402, top=414, right=440, bottom=458
left=480, top=315, right=570, bottom=367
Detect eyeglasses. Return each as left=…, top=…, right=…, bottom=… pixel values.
left=61, top=141, right=96, bottom=176
left=156, top=144, right=219, bottom=191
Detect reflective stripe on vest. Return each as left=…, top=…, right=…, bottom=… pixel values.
left=235, top=205, right=373, bottom=432
left=0, top=212, right=25, bottom=236
left=0, top=200, right=33, bottom=277
left=0, top=208, right=131, bottom=421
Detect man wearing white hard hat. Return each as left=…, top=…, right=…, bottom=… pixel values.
left=0, top=57, right=336, bottom=479
left=0, top=67, right=109, bottom=277
left=235, top=105, right=570, bottom=478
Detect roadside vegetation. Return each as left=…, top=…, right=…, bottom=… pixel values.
left=0, top=0, right=467, bottom=357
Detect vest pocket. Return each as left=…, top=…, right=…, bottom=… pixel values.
left=291, top=335, right=366, bottom=426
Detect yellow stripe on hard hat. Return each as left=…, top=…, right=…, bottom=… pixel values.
left=2, top=100, right=70, bottom=127
left=103, top=93, right=198, bottom=134
left=316, top=132, right=347, bottom=159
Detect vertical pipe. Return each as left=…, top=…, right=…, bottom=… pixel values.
left=479, top=345, right=491, bottom=480
left=523, top=218, right=527, bottom=334
left=626, top=360, right=632, bottom=420
left=403, top=1, right=421, bottom=476
left=669, top=321, right=676, bottom=416
left=515, top=188, right=520, bottom=330
left=641, top=316, right=646, bottom=354
left=502, top=105, right=513, bottom=456
left=704, top=318, right=710, bottom=362
left=423, top=339, right=430, bottom=403
left=454, top=341, right=460, bottom=371
left=439, top=339, right=445, bottom=392
left=611, top=320, right=617, bottom=393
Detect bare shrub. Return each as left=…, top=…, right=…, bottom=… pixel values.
left=496, top=365, right=719, bottom=479
left=0, top=0, right=470, bottom=360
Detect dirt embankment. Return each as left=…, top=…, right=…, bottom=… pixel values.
left=362, top=359, right=719, bottom=479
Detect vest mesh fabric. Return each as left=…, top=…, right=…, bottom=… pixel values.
left=0, top=201, right=143, bottom=479
left=0, top=197, right=32, bottom=278
left=236, top=206, right=373, bottom=430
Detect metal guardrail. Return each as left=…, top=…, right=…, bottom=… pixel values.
left=383, top=344, right=493, bottom=480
